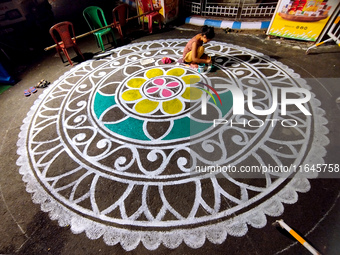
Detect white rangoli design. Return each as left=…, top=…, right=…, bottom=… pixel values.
left=17, top=40, right=329, bottom=251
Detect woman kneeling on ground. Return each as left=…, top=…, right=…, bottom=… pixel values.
left=182, top=25, right=215, bottom=68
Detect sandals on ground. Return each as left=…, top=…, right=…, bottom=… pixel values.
left=24, top=79, right=51, bottom=97
left=29, top=86, right=37, bottom=93
left=36, top=79, right=50, bottom=88
left=24, top=89, right=31, bottom=97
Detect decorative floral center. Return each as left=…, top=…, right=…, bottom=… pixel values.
left=118, top=67, right=204, bottom=118
left=144, top=77, right=181, bottom=100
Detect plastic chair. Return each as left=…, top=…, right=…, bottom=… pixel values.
left=49, top=21, right=85, bottom=66
left=83, top=6, right=117, bottom=51
left=112, top=3, right=129, bottom=43
left=138, top=0, right=162, bottom=34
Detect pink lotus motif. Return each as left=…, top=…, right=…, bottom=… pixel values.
left=146, top=78, right=180, bottom=98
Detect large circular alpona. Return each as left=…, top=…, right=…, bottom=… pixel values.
left=17, top=40, right=329, bottom=251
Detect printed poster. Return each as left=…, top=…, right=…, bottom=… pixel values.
left=267, top=0, right=340, bottom=41
left=163, top=0, right=179, bottom=23
left=137, top=0, right=178, bottom=24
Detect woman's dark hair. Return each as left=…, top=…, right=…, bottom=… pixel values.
left=201, top=25, right=215, bottom=39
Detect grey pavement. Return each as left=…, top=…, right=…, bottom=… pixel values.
left=0, top=22, right=340, bottom=255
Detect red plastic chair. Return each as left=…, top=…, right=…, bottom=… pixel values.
left=138, top=0, right=162, bottom=34
left=49, top=21, right=85, bottom=66
left=112, top=3, right=129, bottom=43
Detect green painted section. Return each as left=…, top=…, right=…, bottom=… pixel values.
left=105, top=117, right=149, bottom=140
left=94, top=93, right=149, bottom=140
left=212, top=90, right=233, bottom=116
left=93, top=93, right=116, bottom=117
left=93, top=90, right=233, bottom=141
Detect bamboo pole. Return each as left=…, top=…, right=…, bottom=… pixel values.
left=44, top=11, right=155, bottom=51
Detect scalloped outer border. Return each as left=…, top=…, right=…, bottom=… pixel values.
left=16, top=39, right=329, bottom=251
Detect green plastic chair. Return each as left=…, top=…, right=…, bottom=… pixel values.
left=83, top=6, right=117, bottom=51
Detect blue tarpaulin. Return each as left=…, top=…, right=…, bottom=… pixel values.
left=0, top=62, right=15, bottom=84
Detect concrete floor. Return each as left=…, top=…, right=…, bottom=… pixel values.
left=0, top=24, right=340, bottom=255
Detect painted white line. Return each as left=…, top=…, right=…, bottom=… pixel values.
left=0, top=183, right=28, bottom=238
left=220, top=20, right=235, bottom=29
left=241, top=22, right=262, bottom=30
left=188, top=17, right=206, bottom=26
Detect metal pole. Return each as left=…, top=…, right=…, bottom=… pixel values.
left=200, top=0, right=206, bottom=16
left=236, top=0, right=244, bottom=21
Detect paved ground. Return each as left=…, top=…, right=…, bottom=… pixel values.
left=0, top=23, right=340, bottom=255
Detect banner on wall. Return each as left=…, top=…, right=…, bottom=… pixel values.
left=137, top=0, right=179, bottom=24
left=267, top=0, right=340, bottom=41
left=0, top=0, right=25, bottom=27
